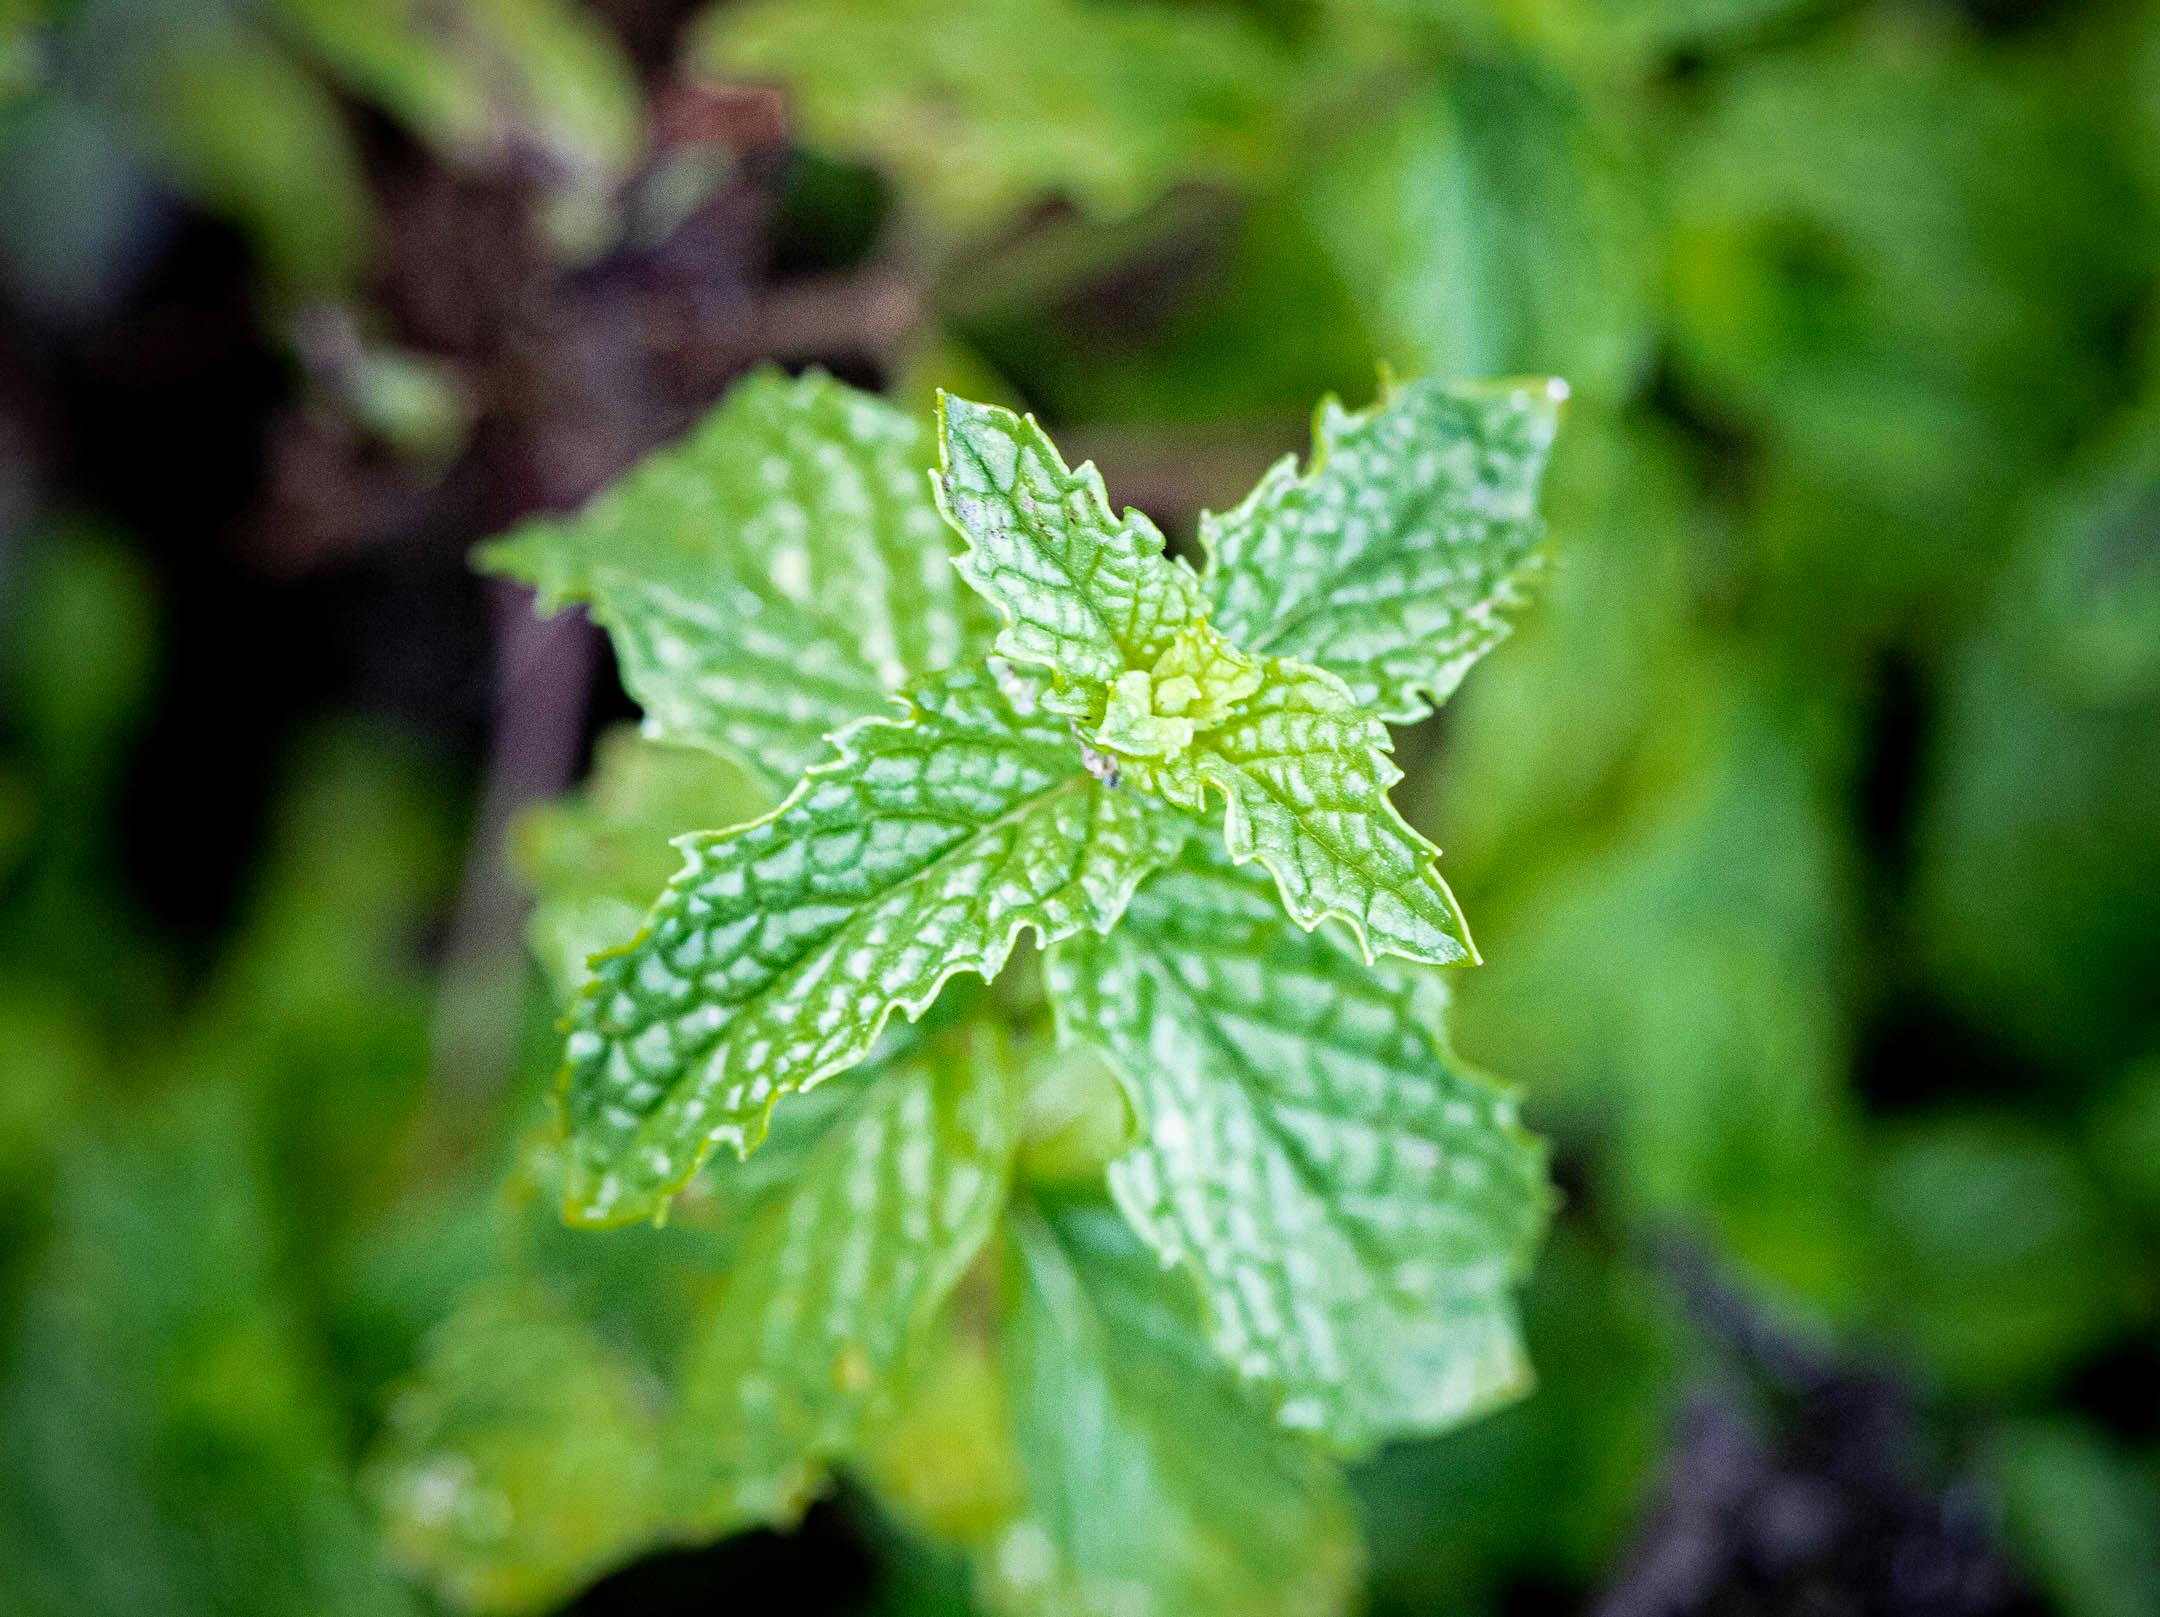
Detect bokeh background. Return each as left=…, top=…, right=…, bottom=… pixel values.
left=2, top=0, right=2156, bottom=1614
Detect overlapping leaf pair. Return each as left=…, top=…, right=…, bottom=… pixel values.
left=468, top=366, right=1565, bottom=1611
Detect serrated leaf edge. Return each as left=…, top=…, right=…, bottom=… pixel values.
left=931, top=389, right=1206, bottom=701
left=555, top=685, right=1162, bottom=1228
left=1199, top=371, right=1568, bottom=727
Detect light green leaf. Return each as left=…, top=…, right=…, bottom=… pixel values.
left=140, top=19, right=373, bottom=295
left=513, top=727, right=771, bottom=1001
left=1303, top=57, right=1654, bottom=405
left=1203, top=375, right=1565, bottom=723
left=559, top=661, right=1183, bottom=1226
left=268, top=0, right=642, bottom=180
left=936, top=393, right=1205, bottom=705
left=689, top=0, right=1290, bottom=225
left=1154, top=661, right=1474, bottom=966
left=992, top=1200, right=1360, bottom=1617
left=673, top=1027, right=1015, bottom=1529
left=370, top=1285, right=668, bottom=1615
left=481, top=369, right=993, bottom=788
left=1048, top=836, right=1546, bottom=1449
left=935, top=398, right=1472, bottom=965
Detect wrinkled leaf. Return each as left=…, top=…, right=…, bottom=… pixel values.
left=1181, top=662, right=1474, bottom=966
left=1204, top=374, right=1564, bottom=723
left=1049, top=835, right=1545, bottom=1448
left=673, top=1028, right=1016, bottom=1529
left=938, top=396, right=1481, bottom=966
left=482, top=369, right=993, bottom=788
left=515, top=727, right=770, bottom=1001
left=558, top=662, right=1180, bottom=1225
left=936, top=393, right=1204, bottom=704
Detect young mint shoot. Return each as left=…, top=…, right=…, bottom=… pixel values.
left=472, top=365, right=1567, bottom=1615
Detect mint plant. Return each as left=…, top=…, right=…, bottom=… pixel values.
left=461, top=365, right=1565, bottom=1611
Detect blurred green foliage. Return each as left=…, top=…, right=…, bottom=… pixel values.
left=3, top=0, right=2158, bottom=1610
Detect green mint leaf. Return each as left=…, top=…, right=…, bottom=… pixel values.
left=854, top=1314, right=1024, bottom=1546
left=1203, top=375, right=1566, bottom=724
left=480, top=369, right=993, bottom=787
left=992, top=1200, right=1360, bottom=1617
left=270, top=0, right=644, bottom=183
left=1303, top=63, right=1654, bottom=404
left=513, top=727, right=771, bottom=1001
left=1109, top=655, right=1474, bottom=966
left=371, top=1284, right=670, bottom=1615
left=559, top=661, right=1183, bottom=1226
left=688, top=0, right=1290, bottom=225
left=934, top=399, right=1471, bottom=964
left=672, top=1027, right=1015, bottom=1530
left=935, top=393, right=1205, bottom=706
left=1047, top=837, right=1549, bottom=1449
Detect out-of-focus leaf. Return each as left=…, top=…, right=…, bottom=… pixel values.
left=1914, top=426, right=2160, bottom=1077
left=857, top=1319, right=1022, bottom=1544
left=556, top=662, right=1179, bottom=1226
left=1048, top=835, right=1547, bottom=1449
left=1668, top=26, right=2149, bottom=587
left=1355, top=1233, right=1675, bottom=1611
left=514, top=727, right=770, bottom=1001
left=370, top=1285, right=669, bottom=1615
left=1203, top=373, right=1564, bottom=723
left=690, top=0, right=1293, bottom=225
left=0, top=991, right=97, bottom=1297
left=2087, top=1053, right=2160, bottom=1220
left=1430, top=0, right=1815, bottom=69
left=2023, top=400, right=2160, bottom=704
left=138, top=18, right=372, bottom=295
left=483, top=369, right=994, bottom=789
left=1427, top=411, right=1701, bottom=881
left=0, top=523, right=164, bottom=1009
left=991, top=1199, right=1360, bottom=1617
left=2, top=521, right=157, bottom=786
left=1452, top=685, right=1862, bottom=1304
left=0, top=0, right=43, bottom=107
left=672, top=1027, right=1015, bottom=1531
left=960, top=201, right=1375, bottom=427
left=268, top=0, right=642, bottom=181
left=169, top=727, right=455, bottom=1251
left=1864, top=1116, right=2136, bottom=1392
left=0, top=1087, right=420, bottom=1617
left=1988, top=1419, right=2160, bottom=1617
left=1304, top=56, right=1653, bottom=404
left=1010, top=1034, right=1135, bottom=1189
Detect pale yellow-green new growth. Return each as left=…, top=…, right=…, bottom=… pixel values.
left=935, top=392, right=1484, bottom=967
